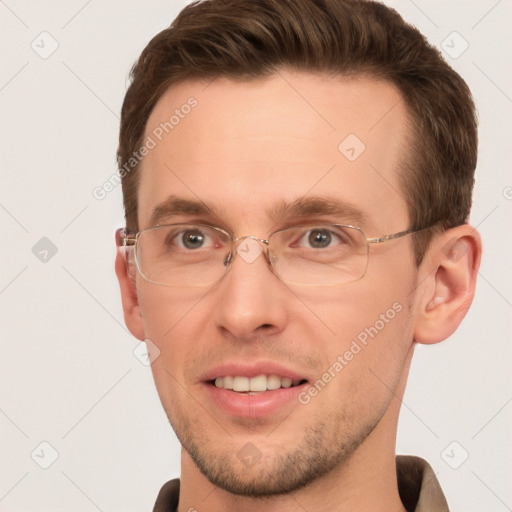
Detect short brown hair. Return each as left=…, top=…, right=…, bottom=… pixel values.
left=117, top=0, right=477, bottom=264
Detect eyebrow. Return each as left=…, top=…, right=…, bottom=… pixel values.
left=148, top=195, right=369, bottom=230
left=149, top=196, right=221, bottom=226
left=267, top=197, right=369, bottom=228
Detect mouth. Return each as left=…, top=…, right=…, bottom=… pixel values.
left=202, top=371, right=310, bottom=418
left=210, top=374, right=309, bottom=394
left=201, top=362, right=311, bottom=417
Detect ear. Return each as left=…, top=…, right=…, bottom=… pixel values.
left=413, top=225, right=482, bottom=345
left=115, top=229, right=145, bottom=341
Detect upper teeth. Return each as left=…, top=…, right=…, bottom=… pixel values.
left=214, top=375, right=300, bottom=392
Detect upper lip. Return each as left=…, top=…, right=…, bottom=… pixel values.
left=200, top=361, right=310, bottom=383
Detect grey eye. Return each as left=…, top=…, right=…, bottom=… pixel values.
left=181, top=229, right=206, bottom=249
left=308, top=229, right=332, bottom=248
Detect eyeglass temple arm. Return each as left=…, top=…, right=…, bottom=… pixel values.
left=115, top=228, right=136, bottom=247
left=367, top=225, right=433, bottom=244
left=367, top=228, right=415, bottom=244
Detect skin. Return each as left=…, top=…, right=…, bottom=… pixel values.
left=116, top=70, right=481, bottom=512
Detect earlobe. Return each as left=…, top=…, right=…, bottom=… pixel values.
left=115, top=244, right=146, bottom=341
left=414, top=226, right=482, bottom=345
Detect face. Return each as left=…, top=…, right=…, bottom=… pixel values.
left=132, top=72, right=419, bottom=496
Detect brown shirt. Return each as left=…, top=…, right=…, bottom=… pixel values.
left=153, top=455, right=449, bottom=512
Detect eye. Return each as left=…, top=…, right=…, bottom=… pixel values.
left=165, top=226, right=222, bottom=251
left=178, top=229, right=208, bottom=250
left=307, top=229, right=333, bottom=248
left=296, top=228, right=345, bottom=249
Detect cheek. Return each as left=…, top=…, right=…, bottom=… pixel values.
left=136, top=284, right=209, bottom=379
left=137, top=281, right=207, bottom=336
left=298, top=277, right=413, bottom=398
left=136, top=285, right=212, bottom=421
left=296, top=274, right=410, bottom=340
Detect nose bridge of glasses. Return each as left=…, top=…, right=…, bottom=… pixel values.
left=232, top=234, right=269, bottom=247
left=225, top=235, right=271, bottom=267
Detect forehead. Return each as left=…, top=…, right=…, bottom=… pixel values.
left=138, top=71, right=410, bottom=233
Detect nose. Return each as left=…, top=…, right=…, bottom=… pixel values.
left=213, top=238, right=288, bottom=341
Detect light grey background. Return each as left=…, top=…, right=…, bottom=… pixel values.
left=1, top=1, right=510, bottom=510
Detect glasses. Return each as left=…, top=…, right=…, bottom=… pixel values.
left=116, top=223, right=431, bottom=287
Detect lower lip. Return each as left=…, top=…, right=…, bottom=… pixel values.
left=203, top=382, right=308, bottom=418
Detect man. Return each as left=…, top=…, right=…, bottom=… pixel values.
left=115, top=1, right=481, bottom=510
